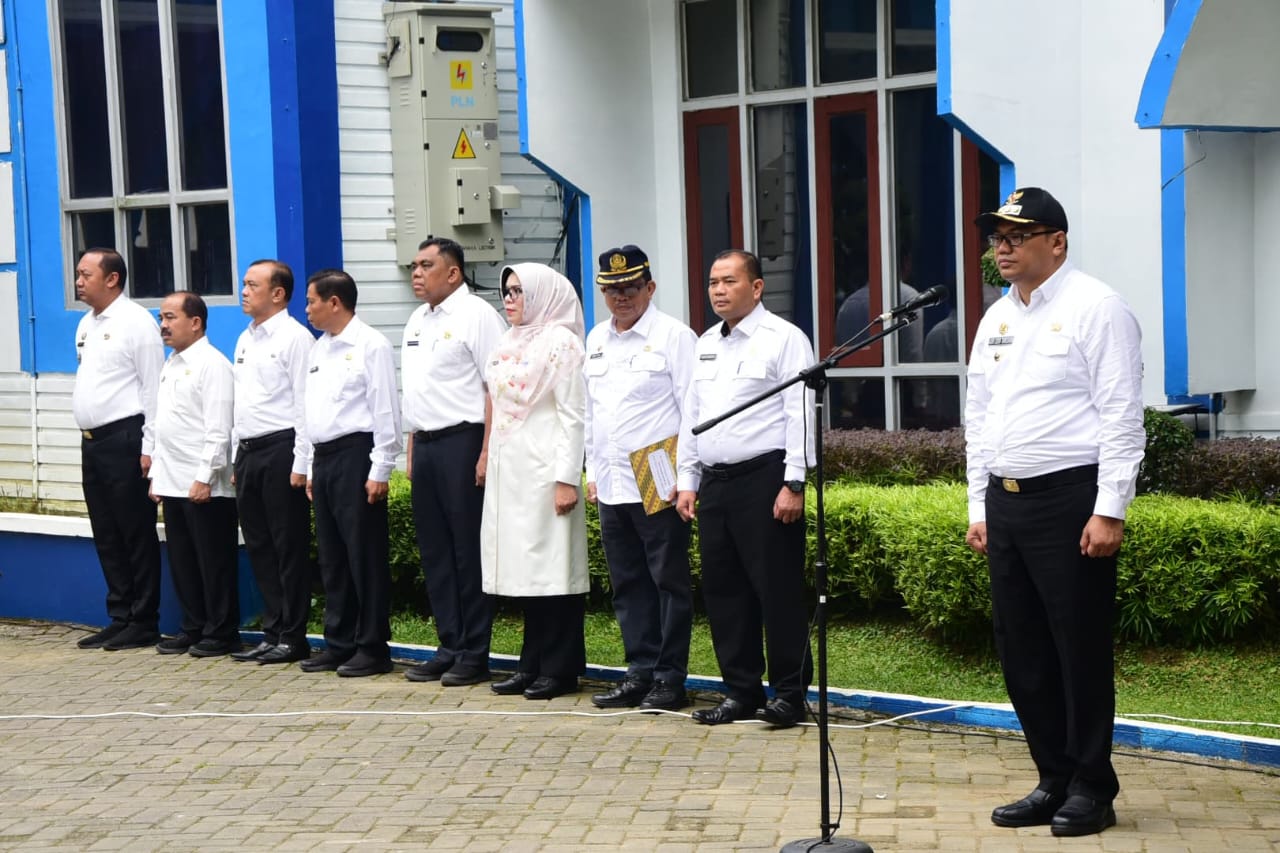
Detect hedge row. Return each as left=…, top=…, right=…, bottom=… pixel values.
left=823, top=409, right=1280, bottom=504
left=382, top=473, right=1280, bottom=645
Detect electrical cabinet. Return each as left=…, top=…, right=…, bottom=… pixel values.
left=382, top=3, right=520, bottom=264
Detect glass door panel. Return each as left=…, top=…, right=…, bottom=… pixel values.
left=683, top=108, right=744, bottom=334
left=816, top=92, right=880, bottom=366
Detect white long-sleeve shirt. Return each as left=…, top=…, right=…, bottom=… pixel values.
left=72, top=294, right=164, bottom=454
left=584, top=305, right=697, bottom=505
left=232, top=309, right=315, bottom=476
left=964, top=262, right=1145, bottom=523
left=150, top=336, right=235, bottom=498
left=304, top=314, right=402, bottom=482
left=677, top=302, right=815, bottom=493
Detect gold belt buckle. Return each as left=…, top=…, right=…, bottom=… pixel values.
left=82, top=429, right=93, bottom=440
left=1001, top=477, right=1020, bottom=493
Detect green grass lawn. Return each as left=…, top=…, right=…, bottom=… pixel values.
left=379, top=608, right=1280, bottom=742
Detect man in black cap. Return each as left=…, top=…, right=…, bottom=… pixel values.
left=965, top=187, right=1145, bottom=837
left=584, top=245, right=697, bottom=711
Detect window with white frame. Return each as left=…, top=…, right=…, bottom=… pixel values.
left=55, top=0, right=233, bottom=301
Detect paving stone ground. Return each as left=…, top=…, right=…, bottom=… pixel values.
left=0, top=621, right=1275, bottom=852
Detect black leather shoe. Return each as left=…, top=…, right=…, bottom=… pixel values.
left=156, top=633, right=199, bottom=655
left=991, top=788, right=1067, bottom=828
left=257, top=643, right=311, bottom=664
left=591, top=676, right=652, bottom=709
left=336, top=653, right=394, bottom=678
left=102, top=624, right=161, bottom=651
left=756, top=696, right=806, bottom=728
left=523, top=676, right=578, bottom=700
left=491, top=672, right=537, bottom=695
left=441, top=662, right=490, bottom=687
left=299, top=650, right=353, bottom=673
left=231, top=641, right=275, bottom=662
left=189, top=638, right=238, bottom=658
left=404, top=658, right=452, bottom=683
left=78, top=623, right=127, bottom=649
left=1050, top=795, right=1116, bottom=837
left=639, top=680, right=689, bottom=711
left=691, top=697, right=758, bottom=725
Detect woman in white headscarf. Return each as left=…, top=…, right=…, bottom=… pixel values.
left=480, top=263, right=588, bottom=700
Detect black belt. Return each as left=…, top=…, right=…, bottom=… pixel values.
left=701, top=449, right=784, bottom=481
left=415, top=422, right=483, bottom=443
left=312, top=431, right=373, bottom=458
left=990, top=464, right=1098, bottom=495
left=238, top=428, right=295, bottom=453
left=81, top=413, right=143, bottom=441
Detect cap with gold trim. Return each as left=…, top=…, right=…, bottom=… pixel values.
left=975, top=187, right=1069, bottom=234
left=596, top=245, right=652, bottom=285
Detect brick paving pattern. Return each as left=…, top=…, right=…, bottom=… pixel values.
left=0, top=621, right=1275, bottom=851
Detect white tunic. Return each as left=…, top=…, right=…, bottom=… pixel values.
left=480, top=370, right=588, bottom=597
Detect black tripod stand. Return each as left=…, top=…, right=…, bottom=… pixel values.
left=693, top=312, right=921, bottom=853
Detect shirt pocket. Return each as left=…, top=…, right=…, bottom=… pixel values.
left=584, top=356, right=609, bottom=378
left=735, top=359, right=768, bottom=380
left=693, top=359, right=720, bottom=382
left=1025, top=336, right=1070, bottom=384
left=253, top=355, right=288, bottom=396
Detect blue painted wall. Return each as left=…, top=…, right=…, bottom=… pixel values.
left=0, top=531, right=261, bottom=635
left=11, top=2, right=338, bottom=374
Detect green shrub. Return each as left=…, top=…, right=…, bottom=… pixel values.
left=1118, top=496, right=1280, bottom=643
left=1178, top=438, right=1280, bottom=505
left=1138, top=408, right=1193, bottom=494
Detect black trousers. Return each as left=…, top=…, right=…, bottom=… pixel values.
left=515, top=594, right=585, bottom=680
left=411, top=424, right=491, bottom=668
left=311, top=433, right=390, bottom=660
left=235, top=431, right=313, bottom=646
left=161, top=496, right=241, bottom=642
left=697, top=453, right=812, bottom=706
left=986, top=476, right=1119, bottom=802
left=598, top=502, right=692, bottom=683
left=80, top=414, right=161, bottom=630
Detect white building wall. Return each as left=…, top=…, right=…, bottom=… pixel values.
left=947, top=0, right=1166, bottom=406
left=334, top=0, right=564, bottom=347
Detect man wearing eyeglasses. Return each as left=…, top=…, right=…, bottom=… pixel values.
left=965, top=188, right=1145, bottom=838
left=400, top=238, right=506, bottom=687
left=585, top=245, right=697, bottom=712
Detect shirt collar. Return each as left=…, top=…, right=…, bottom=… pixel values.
left=329, top=314, right=365, bottom=346
left=169, top=335, right=211, bottom=366
left=429, top=283, right=470, bottom=315
left=609, top=302, right=656, bottom=339
left=1010, top=261, right=1074, bottom=309
left=722, top=301, right=766, bottom=338
left=249, top=308, right=291, bottom=337
left=95, top=293, right=132, bottom=321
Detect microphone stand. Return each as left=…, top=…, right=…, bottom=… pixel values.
left=693, top=312, right=920, bottom=853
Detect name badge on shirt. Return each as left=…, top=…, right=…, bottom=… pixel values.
left=588, top=351, right=604, bottom=359
left=988, top=335, right=1014, bottom=347
left=406, top=340, right=420, bottom=347
left=309, top=366, right=319, bottom=374
left=631, top=352, right=665, bottom=372
left=699, top=353, right=717, bottom=361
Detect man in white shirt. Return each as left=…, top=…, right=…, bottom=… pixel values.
left=301, top=269, right=402, bottom=677
left=230, top=260, right=316, bottom=665
left=584, top=245, right=696, bottom=712
left=150, top=293, right=240, bottom=657
left=675, top=249, right=815, bottom=729
left=71, top=248, right=165, bottom=652
left=965, top=188, right=1144, bottom=838
left=400, top=238, right=505, bottom=687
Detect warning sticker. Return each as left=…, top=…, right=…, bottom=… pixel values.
left=450, top=61, right=473, bottom=90
left=452, top=128, right=476, bottom=159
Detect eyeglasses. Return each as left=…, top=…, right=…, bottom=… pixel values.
left=599, top=282, right=645, bottom=299
left=986, top=230, right=1058, bottom=249
left=500, top=285, right=524, bottom=301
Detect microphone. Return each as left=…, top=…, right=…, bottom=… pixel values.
left=879, top=285, right=947, bottom=322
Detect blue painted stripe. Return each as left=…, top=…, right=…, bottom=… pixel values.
left=935, top=0, right=1014, bottom=193
left=3, top=1, right=35, bottom=373
left=247, top=632, right=1280, bottom=770
left=512, top=0, right=594, bottom=330
left=1136, top=0, right=1202, bottom=129
left=1160, top=131, right=1189, bottom=398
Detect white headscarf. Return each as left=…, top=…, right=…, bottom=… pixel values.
left=485, top=263, right=585, bottom=442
